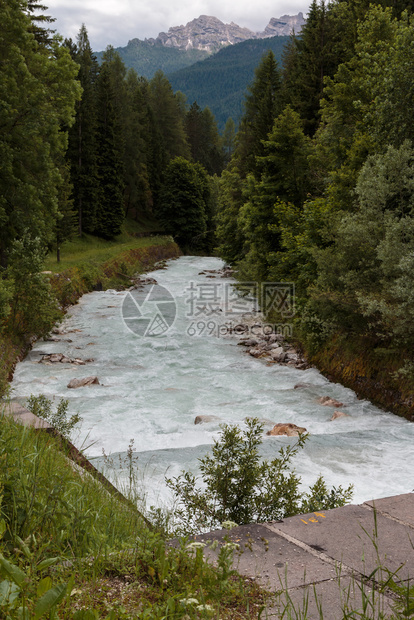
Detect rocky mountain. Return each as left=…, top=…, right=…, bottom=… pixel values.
left=134, top=13, right=306, bottom=53
left=95, top=13, right=305, bottom=80
left=261, top=14, right=306, bottom=37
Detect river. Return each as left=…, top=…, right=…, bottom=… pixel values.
left=9, top=256, right=414, bottom=511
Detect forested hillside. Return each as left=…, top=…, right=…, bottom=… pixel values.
left=95, top=41, right=209, bottom=80
left=3, top=0, right=414, bottom=418
left=169, top=36, right=289, bottom=129
left=0, top=0, right=228, bottom=395
left=216, top=0, right=414, bottom=417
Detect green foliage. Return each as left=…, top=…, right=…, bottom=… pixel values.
left=0, top=0, right=81, bottom=261
left=94, top=62, right=125, bottom=239
left=66, top=24, right=100, bottom=236
left=26, top=394, right=82, bottom=440
left=169, top=36, right=289, bottom=131
left=310, top=141, right=414, bottom=345
left=149, top=71, right=190, bottom=164
left=0, top=533, right=69, bottom=620
left=6, top=235, right=61, bottom=337
left=0, top=413, right=268, bottom=618
left=157, top=157, right=209, bottom=251
left=0, top=413, right=144, bottom=559
left=185, top=102, right=224, bottom=175
left=95, top=40, right=209, bottom=80
left=167, top=418, right=353, bottom=534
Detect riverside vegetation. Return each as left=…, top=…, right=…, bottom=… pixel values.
left=2, top=0, right=414, bottom=617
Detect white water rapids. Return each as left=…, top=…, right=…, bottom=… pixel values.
left=9, top=256, right=414, bottom=510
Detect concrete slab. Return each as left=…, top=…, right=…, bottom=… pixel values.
left=1, top=401, right=53, bottom=430
left=365, top=493, right=414, bottom=528
left=196, top=524, right=338, bottom=590
left=267, top=576, right=395, bottom=620
left=268, top=505, right=414, bottom=582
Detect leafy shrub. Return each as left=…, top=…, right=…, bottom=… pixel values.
left=26, top=394, right=82, bottom=440
left=167, top=418, right=353, bottom=534
left=6, top=235, right=61, bottom=337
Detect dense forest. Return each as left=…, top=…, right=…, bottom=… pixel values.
left=95, top=40, right=210, bottom=81
left=0, top=0, right=227, bottom=346
left=168, top=36, right=290, bottom=130
left=2, top=0, right=414, bottom=413
left=216, top=0, right=414, bottom=412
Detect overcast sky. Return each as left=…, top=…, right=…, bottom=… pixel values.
left=47, top=0, right=310, bottom=51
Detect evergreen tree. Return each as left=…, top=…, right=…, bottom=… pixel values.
left=282, top=0, right=339, bottom=135
left=123, top=70, right=154, bottom=219
left=186, top=102, right=224, bottom=175
left=216, top=50, right=282, bottom=264
left=25, top=0, right=56, bottom=46
left=157, top=157, right=208, bottom=250
left=55, top=162, right=77, bottom=262
left=149, top=71, right=190, bottom=165
left=236, top=50, right=282, bottom=177
left=222, top=118, right=236, bottom=165
left=95, top=63, right=125, bottom=239
left=0, top=0, right=80, bottom=265
left=66, top=25, right=100, bottom=235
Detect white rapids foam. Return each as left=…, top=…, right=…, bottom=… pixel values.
left=9, top=256, right=414, bottom=509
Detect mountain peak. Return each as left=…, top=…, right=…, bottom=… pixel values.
left=141, top=14, right=305, bottom=53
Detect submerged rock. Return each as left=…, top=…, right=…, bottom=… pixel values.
left=294, top=382, right=313, bottom=389
left=267, top=423, right=307, bottom=437
left=194, top=415, right=220, bottom=425
left=318, top=396, right=344, bottom=408
left=330, top=410, right=349, bottom=421
left=67, top=376, right=100, bottom=389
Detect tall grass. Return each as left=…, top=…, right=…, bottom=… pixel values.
left=0, top=412, right=269, bottom=618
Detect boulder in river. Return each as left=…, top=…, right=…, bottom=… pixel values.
left=194, top=415, right=220, bottom=425
left=330, top=410, right=349, bottom=421
left=318, top=396, right=344, bottom=408
left=267, top=423, right=307, bottom=437
left=67, top=376, right=100, bottom=389
left=294, top=383, right=313, bottom=389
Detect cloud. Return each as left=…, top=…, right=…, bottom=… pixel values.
left=48, top=0, right=309, bottom=51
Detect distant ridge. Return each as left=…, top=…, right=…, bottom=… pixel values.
left=95, top=14, right=305, bottom=79
left=135, top=13, right=305, bottom=53
left=168, top=36, right=290, bottom=130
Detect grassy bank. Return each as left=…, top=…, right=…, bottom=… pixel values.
left=0, top=410, right=268, bottom=619
left=0, top=222, right=182, bottom=398
left=0, top=225, right=270, bottom=617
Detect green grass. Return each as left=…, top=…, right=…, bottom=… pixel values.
left=0, top=409, right=269, bottom=619
left=44, top=217, right=168, bottom=273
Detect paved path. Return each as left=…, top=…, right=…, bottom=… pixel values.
left=197, top=494, right=414, bottom=619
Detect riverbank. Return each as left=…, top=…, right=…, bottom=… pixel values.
left=0, top=229, right=182, bottom=398
left=306, top=335, right=414, bottom=422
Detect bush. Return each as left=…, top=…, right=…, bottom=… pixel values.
left=26, top=394, right=82, bottom=440
left=167, top=418, right=353, bottom=534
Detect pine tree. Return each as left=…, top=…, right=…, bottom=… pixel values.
left=0, top=0, right=80, bottom=265
left=149, top=71, right=190, bottom=165
left=25, top=0, right=55, bottom=46
left=157, top=157, right=207, bottom=250
left=222, top=118, right=236, bottom=165
left=66, top=25, right=100, bottom=235
left=282, top=0, right=339, bottom=135
left=123, top=70, right=154, bottom=219
left=186, top=102, right=224, bottom=175
left=94, top=63, right=125, bottom=239
left=216, top=51, right=282, bottom=265
left=236, top=50, right=282, bottom=177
